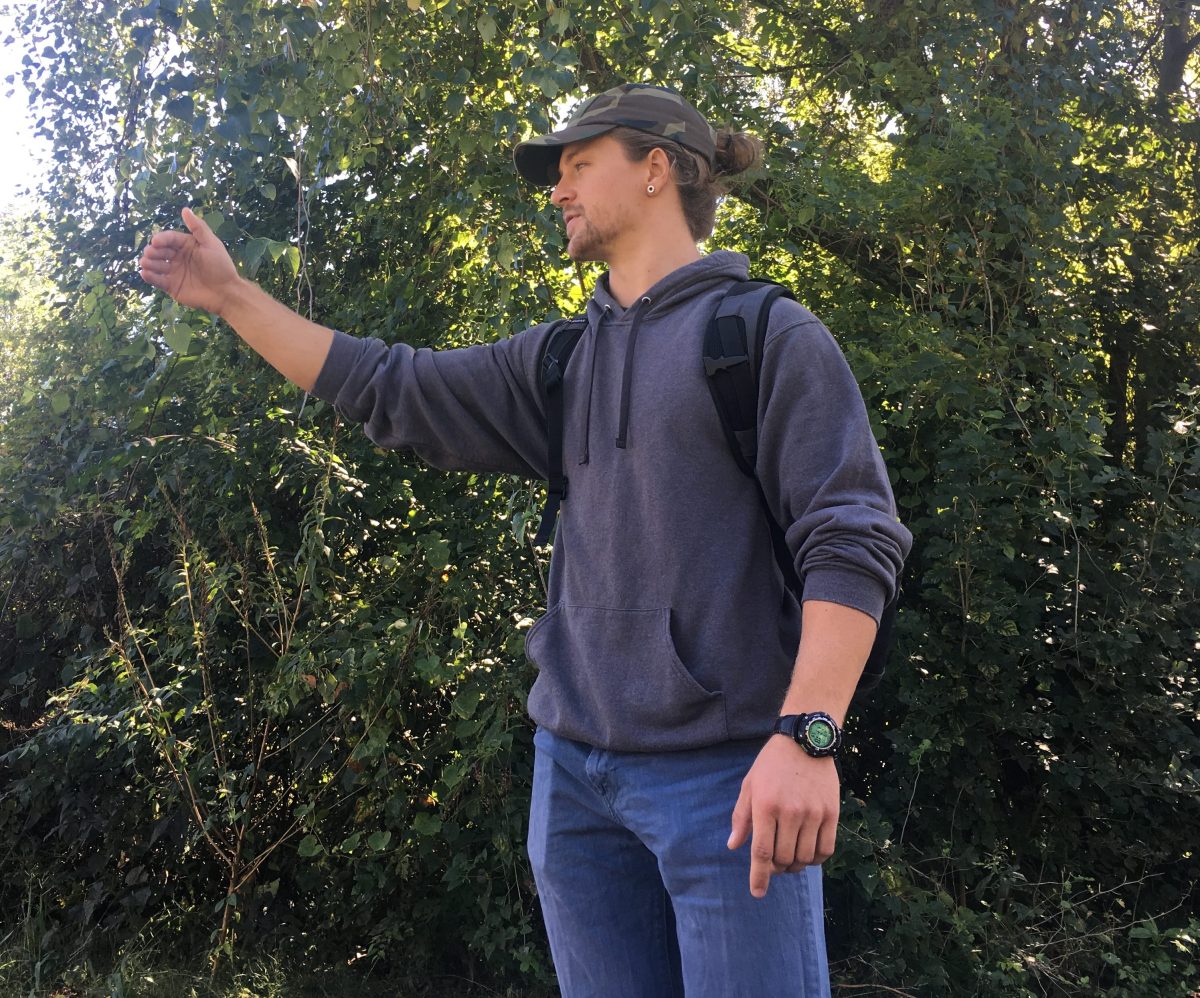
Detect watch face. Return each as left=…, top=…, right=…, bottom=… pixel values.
left=806, top=718, right=836, bottom=751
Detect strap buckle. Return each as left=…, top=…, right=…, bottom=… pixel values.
left=703, top=353, right=748, bottom=377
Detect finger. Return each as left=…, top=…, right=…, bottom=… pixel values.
left=143, top=250, right=177, bottom=278
left=148, top=230, right=192, bottom=251
left=138, top=252, right=176, bottom=282
left=139, top=265, right=170, bottom=290
left=748, top=806, right=776, bottom=899
left=181, top=206, right=212, bottom=240
left=727, top=786, right=752, bottom=851
left=782, top=807, right=838, bottom=872
left=793, top=820, right=820, bottom=867
left=138, top=249, right=171, bottom=275
left=141, top=249, right=176, bottom=269
left=814, top=814, right=838, bottom=865
left=771, top=808, right=802, bottom=869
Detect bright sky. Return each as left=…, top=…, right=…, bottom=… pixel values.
left=1, top=3, right=48, bottom=210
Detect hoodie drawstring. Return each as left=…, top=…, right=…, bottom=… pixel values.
left=615, top=296, right=651, bottom=449
left=578, top=303, right=611, bottom=465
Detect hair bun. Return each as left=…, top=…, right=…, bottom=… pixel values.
left=713, top=128, right=762, bottom=177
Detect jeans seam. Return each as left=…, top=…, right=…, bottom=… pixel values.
left=586, top=747, right=623, bottom=824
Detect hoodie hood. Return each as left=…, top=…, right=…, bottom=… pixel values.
left=574, top=250, right=750, bottom=464
left=586, top=250, right=750, bottom=320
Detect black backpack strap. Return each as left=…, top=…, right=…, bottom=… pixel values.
left=703, top=279, right=797, bottom=591
left=532, top=316, right=588, bottom=546
left=704, top=278, right=902, bottom=702
left=703, top=279, right=793, bottom=477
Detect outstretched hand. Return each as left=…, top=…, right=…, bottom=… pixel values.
left=138, top=207, right=241, bottom=315
left=727, top=734, right=840, bottom=898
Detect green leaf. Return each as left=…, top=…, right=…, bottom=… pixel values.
left=165, top=94, right=194, bottom=121
left=477, top=13, right=497, bottom=42
left=50, top=391, right=70, bottom=415
left=215, top=104, right=251, bottom=143
left=548, top=6, right=570, bottom=33
left=199, top=210, right=226, bottom=237
left=453, top=686, right=482, bottom=719
left=495, top=234, right=514, bottom=270
left=241, top=237, right=269, bottom=278
left=187, top=0, right=216, bottom=31
left=368, top=830, right=392, bottom=851
left=297, top=834, right=322, bottom=857
left=412, top=812, right=442, bottom=836
left=164, top=322, right=192, bottom=354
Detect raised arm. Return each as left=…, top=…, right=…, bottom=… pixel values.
left=139, top=207, right=553, bottom=478
left=138, top=208, right=333, bottom=391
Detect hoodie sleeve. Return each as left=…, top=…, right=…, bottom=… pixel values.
left=754, top=309, right=913, bottom=626
left=309, top=325, right=552, bottom=478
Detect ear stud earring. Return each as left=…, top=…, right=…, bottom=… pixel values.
left=647, top=185, right=656, bottom=194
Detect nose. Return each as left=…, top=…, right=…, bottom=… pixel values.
left=551, top=171, right=572, bottom=206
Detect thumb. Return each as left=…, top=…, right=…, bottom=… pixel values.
left=727, top=786, right=752, bottom=850
left=181, top=206, right=212, bottom=240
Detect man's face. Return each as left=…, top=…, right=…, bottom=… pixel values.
left=550, top=134, right=644, bottom=263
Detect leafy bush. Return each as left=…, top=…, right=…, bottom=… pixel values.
left=1, top=0, right=1197, bottom=994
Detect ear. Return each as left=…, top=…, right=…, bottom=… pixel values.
left=645, top=147, right=673, bottom=190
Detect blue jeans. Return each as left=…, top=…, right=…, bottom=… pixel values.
left=528, top=727, right=832, bottom=997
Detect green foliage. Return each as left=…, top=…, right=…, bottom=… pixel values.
left=1, top=0, right=1198, bottom=994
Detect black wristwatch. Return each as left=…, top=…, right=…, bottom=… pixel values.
left=773, top=712, right=843, bottom=758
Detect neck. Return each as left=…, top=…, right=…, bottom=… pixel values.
left=604, top=231, right=702, bottom=309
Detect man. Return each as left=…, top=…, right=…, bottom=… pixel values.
left=139, top=82, right=912, bottom=997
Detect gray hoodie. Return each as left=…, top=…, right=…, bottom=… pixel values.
left=312, top=251, right=913, bottom=752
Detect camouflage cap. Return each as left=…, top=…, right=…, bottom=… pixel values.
left=513, top=83, right=717, bottom=185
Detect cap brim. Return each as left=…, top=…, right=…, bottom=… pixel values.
left=513, top=122, right=617, bottom=185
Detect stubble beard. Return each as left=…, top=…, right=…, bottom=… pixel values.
left=564, top=193, right=642, bottom=263
left=566, top=217, right=604, bottom=262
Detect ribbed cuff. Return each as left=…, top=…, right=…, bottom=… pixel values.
left=799, top=566, right=889, bottom=626
left=310, top=329, right=363, bottom=403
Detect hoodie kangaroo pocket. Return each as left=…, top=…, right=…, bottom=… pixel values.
left=524, top=603, right=729, bottom=750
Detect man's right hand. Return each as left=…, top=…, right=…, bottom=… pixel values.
left=137, top=206, right=335, bottom=393
left=139, top=207, right=241, bottom=316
